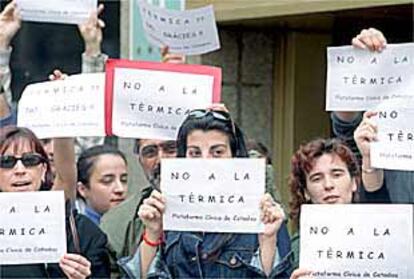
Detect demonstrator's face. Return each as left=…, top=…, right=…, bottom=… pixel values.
left=305, top=154, right=356, bottom=204
left=0, top=140, right=46, bottom=193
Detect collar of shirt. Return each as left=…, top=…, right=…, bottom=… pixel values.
left=84, top=206, right=102, bottom=225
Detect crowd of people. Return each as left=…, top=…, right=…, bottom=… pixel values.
left=0, top=1, right=410, bottom=278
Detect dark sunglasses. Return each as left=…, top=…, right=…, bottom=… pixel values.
left=136, top=141, right=177, bottom=159
left=188, top=109, right=236, bottom=135
left=0, top=153, right=46, bottom=169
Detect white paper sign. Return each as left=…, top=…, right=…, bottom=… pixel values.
left=161, top=158, right=265, bottom=233
left=326, top=43, right=414, bottom=111
left=371, top=106, right=414, bottom=171
left=0, top=191, right=66, bottom=265
left=300, top=204, right=413, bottom=279
left=137, top=0, right=220, bottom=55
left=16, top=0, right=97, bottom=25
left=112, top=68, right=214, bottom=139
left=18, top=73, right=106, bottom=139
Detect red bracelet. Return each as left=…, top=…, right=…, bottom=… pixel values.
left=142, top=229, right=163, bottom=247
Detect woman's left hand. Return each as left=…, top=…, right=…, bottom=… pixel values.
left=59, top=253, right=91, bottom=279
left=259, top=193, right=285, bottom=238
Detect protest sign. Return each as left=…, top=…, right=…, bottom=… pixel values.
left=370, top=105, right=414, bottom=171
left=137, top=0, right=220, bottom=55
left=18, top=73, right=106, bottom=139
left=130, top=0, right=184, bottom=60
left=18, top=60, right=222, bottom=140
left=106, top=59, right=222, bottom=139
left=326, top=43, right=414, bottom=111
left=0, top=191, right=66, bottom=265
left=16, top=0, right=97, bottom=25
left=161, top=158, right=265, bottom=233
left=300, top=204, right=413, bottom=279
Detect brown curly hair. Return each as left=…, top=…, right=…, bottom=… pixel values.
left=289, top=138, right=360, bottom=227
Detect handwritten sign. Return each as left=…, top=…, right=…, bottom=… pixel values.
left=161, top=158, right=265, bottom=233
left=300, top=204, right=413, bottom=279
left=130, top=0, right=184, bottom=60
left=326, top=43, right=414, bottom=111
left=137, top=0, right=220, bottom=55
left=18, top=73, right=105, bottom=139
left=16, top=0, right=97, bottom=25
left=106, top=59, right=222, bottom=139
left=0, top=191, right=66, bottom=265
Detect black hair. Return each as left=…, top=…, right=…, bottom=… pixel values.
left=175, top=111, right=249, bottom=255
left=176, top=112, right=248, bottom=158
left=246, top=139, right=272, bottom=164
left=40, top=138, right=52, bottom=145
left=133, top=139, right=142, bottom=154
left=77, top=145, right=127, bottom=188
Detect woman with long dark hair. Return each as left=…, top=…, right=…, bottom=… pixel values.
left=120, top=108, right=292, bottom=278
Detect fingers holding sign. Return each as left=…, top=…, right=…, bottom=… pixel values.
left=161, top=46, right=186, bottom=64
left=290, top=268, right=314, bottom=279
left=138, top=189, right=165, bottom=236
left=206, top=103, right=229, bottom=113
left=59, top=253, right=91, bottom=279
left=354, top=111, right=378, bottom=158
left=49, top=69, right=68, bottom=81
left=259, top=193, right=285, bottom=237
left=352, top=28, right=387, bottom=52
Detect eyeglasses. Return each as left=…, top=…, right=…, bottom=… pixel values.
left=187, top=109, right=236, bottom=135
left=136, top=141, right=177, bottom=159
left=0, top=153, right=46, bottom=169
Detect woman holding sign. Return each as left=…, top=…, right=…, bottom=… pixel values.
left=119, top=107, right=293, bottom=278
left=288, top=138, right=361, bottom=278
left=0, top=126, right=110, bottom=278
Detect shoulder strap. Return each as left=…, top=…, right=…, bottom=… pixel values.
left=69, top=205, right=81, bottom=254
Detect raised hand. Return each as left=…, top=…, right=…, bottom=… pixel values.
left=352, top=28, right=387, bottom=52
left=259, top=193, right=285, bottom=238
left=354, top=111, right=378, bottom=159
left=138, top=189, right=165, bottom=240
left=0, top=1, right=21, bottom=50
left=78, top=4, right=105, bottom=56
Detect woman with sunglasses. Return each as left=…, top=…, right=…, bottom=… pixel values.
left=76, top=144, right=128, bottom=225
left=119, top=107, right=293, bottom=278
left=0, top=126, right=110, bottom=278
